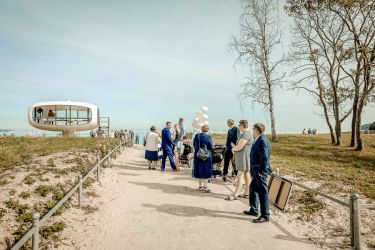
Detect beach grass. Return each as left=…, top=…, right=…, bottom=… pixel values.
left=0, top=137, right=119, bottom=171
left=0, top=136, right=120, bottom=248
left=212, top=133, right=375, bottom=200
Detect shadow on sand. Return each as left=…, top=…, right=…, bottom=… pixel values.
left=117, top=172, right=142, bottom=177
left=114, top=164, right=149, bottom=171
left=142, top=203, right=249, bottom=222
left=128, top=181, right=228, bottom=199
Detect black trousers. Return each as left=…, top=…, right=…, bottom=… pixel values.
left=223, top=148, right=236, bottom=176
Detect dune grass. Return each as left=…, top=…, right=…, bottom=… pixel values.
left=212, top=133, right=375, bottom=200
left=0, top=136, right=120, bottom=248
left=0, top=137, right=119, bottom=171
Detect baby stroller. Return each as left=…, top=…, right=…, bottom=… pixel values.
left=211, top=144, right=226, bottom=178
left=179, top=141, right=193, bottom=167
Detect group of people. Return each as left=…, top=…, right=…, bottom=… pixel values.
left=143, top=118, right=186, bottom=170
left=143, top=118, right=273, bottom=223
left=114, top=129, right=135, bottom=140
left=302, top=128, right=318, bottom=135
left=34, top=107, right=56, bottom=125
left=90, top=129, right=135, bottom=139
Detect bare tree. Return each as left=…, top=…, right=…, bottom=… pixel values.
left=231, top=0, right=287, bottom=142
left=286, top=1, right=353, bottom=145
left=327, top=0, right=375, bottom=150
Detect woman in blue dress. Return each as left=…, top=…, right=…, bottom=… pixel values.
left=193, top=125, right=214, bottom=193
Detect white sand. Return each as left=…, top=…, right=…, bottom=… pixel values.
left=58, top=146, right=315, bottom=250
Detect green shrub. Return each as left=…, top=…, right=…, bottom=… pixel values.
left=34, top=185, right=55, bottom=197
left=16, top=212, right=33, bottom=223
left=83, top=177, right=95, bottom=189
left=0, top=178, right=9, bottom=186
left=19, top=192, right=31, bottom=199
left=86, top=191, right=100, bottom=198
left=82, top=205, right=98, bottom=214
left=40, top=221, right=65, bottom=238
left=23, top=175, right=36, bottom=185
left=297, top=191, right=326, bottom=221
left=46, top=200, right=57, bottom=210
left=71, top=156, right=87, bottom=174
left=52, top=190, right=64, bottom=200
left=20, top=154, right=32, bottom=165
left=4, top=199, right=20, bottom=210
left=4, top=199, right=30, bottom=217
left=0, top=208, right=6, bottom=219
left=47, top=158, right=56, bottom=168
left=13, top=225, right=28, bottom=241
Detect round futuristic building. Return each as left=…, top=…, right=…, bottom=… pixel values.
left=28, top=99, right=99, bottom=136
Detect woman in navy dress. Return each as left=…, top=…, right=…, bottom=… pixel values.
left=193, top=125, right=214, bottom=193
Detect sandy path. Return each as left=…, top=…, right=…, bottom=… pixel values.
left=62, top=145, right=316, bottom=250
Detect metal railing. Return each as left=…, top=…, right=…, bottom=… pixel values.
left=272, top=171, right=375, bottom=250
left=10, top=139, right=130, bottom=250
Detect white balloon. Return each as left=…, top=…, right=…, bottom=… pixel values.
left=201, top=106, right=208, bottom=113
left=193, top=117, right=199, bottom=122
left=203, top=120, right=209, bottom=125
left=192, top=120, right=200, bottom=129
left=196, top=111, right=203, bottom=116
left=202, top=114, right=208, bottom=120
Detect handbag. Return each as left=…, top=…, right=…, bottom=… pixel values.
left=196, top=133, right=210, bottom=161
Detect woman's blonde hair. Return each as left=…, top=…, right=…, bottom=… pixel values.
left=202, top=125, right=209, bottom=132
left=239, top=120, right=248, bottom=129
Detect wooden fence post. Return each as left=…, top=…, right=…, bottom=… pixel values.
left=32, top=212, right=40, bottom=250
left=78, top=175, right=83, bottom=208
left=350, top=193, right=361, bottom=249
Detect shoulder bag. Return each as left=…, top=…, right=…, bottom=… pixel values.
left=197, top=133, right=210, bottom=161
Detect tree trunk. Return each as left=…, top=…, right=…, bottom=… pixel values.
left=350, top=65, right=361, bottom=147
left=319, top=95, right=336, bottom=144
left=269, top=92, right=277, bottom=142
left=265, top=65, right=277, bottom=142
left=321, top=101, right=336, bottom=144
left=355, top=102, right=364, bottom=151
left=350, top=98, right=358, bottom=147
left=335, top=122, right=342, bottom=146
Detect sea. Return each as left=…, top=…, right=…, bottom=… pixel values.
left=0, top=129, right=229, bottom=138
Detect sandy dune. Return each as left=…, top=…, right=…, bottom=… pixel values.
left=59, top=145, right=316, bottom=250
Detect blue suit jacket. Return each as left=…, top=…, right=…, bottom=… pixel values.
left=161, top=127, right=175, bottom=151
left=226, top=126, right=240, bottom=149
left=250, top=134, right=272, bottom=176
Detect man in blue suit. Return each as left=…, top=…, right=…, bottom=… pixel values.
left=223, top=119, right=240, bottom=181
left=244, top=123, right=272, bottom=223
left=161, top=121, right=176, bottom=171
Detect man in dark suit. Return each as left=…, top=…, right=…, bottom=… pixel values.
left=244, top=123, right=272, bottom=223
left=223, top=119, right=240, bottom=181
left=161, top=121, right=176, bottom=171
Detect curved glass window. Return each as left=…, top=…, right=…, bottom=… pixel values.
left=33, top=105, right=92, bottom=126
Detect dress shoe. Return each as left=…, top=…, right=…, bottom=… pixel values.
left=222, top=176, right=227, bottom=182
left=243, top=210, right=258, bottom=216
left=253, top=216, right=270, bottom=223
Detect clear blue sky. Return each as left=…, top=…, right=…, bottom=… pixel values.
left=0, top=0, right=373, bottom=133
